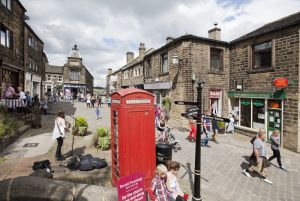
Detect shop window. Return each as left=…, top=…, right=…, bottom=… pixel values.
left=1, top=0, right=11, bottom=10
left=210, top=48, right=223, bottom=71
left=161, top=54, right=168, bottom=74
left=253, top=41, right=272, bottom=69
left=229, top=98, right=239, bottom=125
left=0, top=25, right=12, bottom=48
left=252, top=99, right=265, bottom=129
left=240, top=99, right=251, bottom=128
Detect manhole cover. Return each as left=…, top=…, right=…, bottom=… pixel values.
left=23, top=143, right=39, bottom=147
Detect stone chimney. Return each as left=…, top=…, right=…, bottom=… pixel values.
left=107, top=68, right=112, bottom=75
left=166, top=36, right=175, bottom=44
left=126, top=52, right=134, bottom=63
left=208, top=23, right=221, bottom=40
left=139, top=43, right=146, bottom=58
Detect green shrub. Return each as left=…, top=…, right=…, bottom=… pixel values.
left=97, top=127, right=108, bottom=137
left=162, top=97, right=171, bottom=110
left=97, top=136, right=111, bottom=151
left=217, top=121, right=225, bottom=129
left=75, top=117, right=88, bottom=128
left=78, top=127, right=87, bottom=136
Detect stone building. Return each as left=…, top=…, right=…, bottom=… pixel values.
left=24, top=23, right=44, bottom=98
left=143, top=32, right=230, bottom=126
left=228, top=12, right=300, bottom=152
left=45, top=63, right=63, bottom=94
left=63, top=44, right=94, bottom=98
left=0, top=0, right=26, bottom=90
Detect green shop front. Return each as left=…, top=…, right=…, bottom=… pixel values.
left=228, top=91, right=286, bottom=144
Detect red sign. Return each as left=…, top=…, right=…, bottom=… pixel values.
left=117, top=173, right=146, bottom=201
left=274, top=77, right=289, bottom=89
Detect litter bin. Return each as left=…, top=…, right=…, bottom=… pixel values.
left=156, top=143, right=172, bottom=166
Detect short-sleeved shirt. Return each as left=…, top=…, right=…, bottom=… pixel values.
left=253, top=138, right=267, bottom=157
left=203, top=118, right=211, bottom=132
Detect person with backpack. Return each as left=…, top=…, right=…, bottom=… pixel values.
left=243, top=129, right=272, bottom=184
left=268, top=130, right=287, bottom=171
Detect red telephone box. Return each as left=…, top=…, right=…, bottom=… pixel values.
left=111, top=88, right=155, bottom=188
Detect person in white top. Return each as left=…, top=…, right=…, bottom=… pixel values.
left=166, top=161, right=188, bottom=201
left=52, top=111, right=68, bottom=160
left=17, top=87, right=26, bottom=103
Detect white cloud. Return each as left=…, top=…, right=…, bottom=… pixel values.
left=20, top=0, right=300, bottom=87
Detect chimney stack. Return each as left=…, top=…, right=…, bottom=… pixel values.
left=107, top=68, right=112, bottom=75
left=208, top=23, right=221, bottom=40
left=139, top=43, right=146, bottom=58
left=166, top=36, right=175, bottom=44
left=126, top=52, right=134, bottom=63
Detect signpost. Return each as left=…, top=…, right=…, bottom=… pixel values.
left=175, top=82, right=230, bottom=201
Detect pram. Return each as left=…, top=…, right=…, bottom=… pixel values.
left=165, top=127, right=182, bottom=152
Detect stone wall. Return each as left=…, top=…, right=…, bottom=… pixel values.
left=230, top=26, right=300, bottom=151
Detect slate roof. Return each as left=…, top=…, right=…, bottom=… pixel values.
left=45, top=64, right=63, bottom=74
left=231, top=11, right=300, bottom=44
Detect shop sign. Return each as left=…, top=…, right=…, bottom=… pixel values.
left=210, top=90, right=222, bottom=98
left=144, top=81, right=172, bottom=90
left=117, top=173, right=146, bottom=201
left=274, top=77, right=289, bottom=89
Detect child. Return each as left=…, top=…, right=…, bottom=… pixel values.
left=95, top=106, right=100, bottom=120
left=188, top=119, right=196, bottom=142
left=166, top=161, right=188, bottom=201
left=148, top=164, right=173, bottom=201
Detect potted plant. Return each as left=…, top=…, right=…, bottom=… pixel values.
left=217, top=121, right=226, bottom=134
left=74, top=117, right=88, bottom=136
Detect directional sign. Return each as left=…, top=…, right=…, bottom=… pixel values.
left=174, top=101, right=199, bottom=106
left=186, top=107, right=200, bottom=113
left=186, top=111, right=198, bottom=116
left=181, top=113, right=230, bottom=123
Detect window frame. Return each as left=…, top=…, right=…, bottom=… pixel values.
left=0, top=25, right=12, bottom=48
left=210, top=48, right=223, bottom=71
left=69, top=70, right=80, bottom=81
left=161, top=53, right=169, bottom=74
left=252, top=41, right=272, bottom=69
left=1, top=0, right=11, bottom=10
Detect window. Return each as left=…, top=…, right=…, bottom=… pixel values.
left=29, top=58, right=38, bottom=71
left=240, top=99, right=251, bottom=128
left=47, top=75, right=51, bottom=81
left=253, top=41, right=272, bottom=69
left=210, top=48, right=223, bottom=71
left=123, top=71, right=129, bottom=80
left=252, top=99, right=265, bottom=129
left=1, top=0, right=11, bottom=10
left=0, top=25, right=11, bottom=48
left=70, top=70, right=80, bottom=80
left=58, top=76, right=63, bottom=82
left=133, top=67, right=141, bottom=77
left=161, top=54, right=168, bottom=74
left=29, top=36, right=36, bottom=48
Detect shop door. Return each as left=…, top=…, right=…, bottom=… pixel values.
left=267, top=109, right=282, bottom=143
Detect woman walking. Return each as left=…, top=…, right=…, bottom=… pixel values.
left=52, top=111, right=68, bottom=161
left=91, top=95, right=96, bottom=107
left=268, top=130, right=287, bottom=170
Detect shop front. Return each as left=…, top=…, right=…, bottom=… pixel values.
left=63, top=83, right=86, bottom=98
left=228, top=91, right=286, bottom=143
left=144, top=81, right=172, bottom=106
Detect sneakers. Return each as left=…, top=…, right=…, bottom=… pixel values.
left=243, top=169, right=251, bottom=178
left=280, top=166, right=288, bottom=171
left=262, top=178, right=272, bottom=184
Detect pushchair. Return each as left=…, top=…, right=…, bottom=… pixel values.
left=165, top=127, right=182, bottom=152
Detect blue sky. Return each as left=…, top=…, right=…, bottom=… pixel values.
left=20, top=0, right=300, bottom=87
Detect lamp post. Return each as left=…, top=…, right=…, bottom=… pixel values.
left=193, top=81, right=204, bottom=201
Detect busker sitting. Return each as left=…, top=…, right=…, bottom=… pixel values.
left=243, top=129, right=272, bottom=184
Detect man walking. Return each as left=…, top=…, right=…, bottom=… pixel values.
left=243, top=129, right=272, bottom=184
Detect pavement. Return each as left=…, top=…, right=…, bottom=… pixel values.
left=0, top=101, right=299, bottom=201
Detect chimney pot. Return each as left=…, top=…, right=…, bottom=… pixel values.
left=208, top=23, right=221, bottom=40
left=139, top=43, right=146, bottom=58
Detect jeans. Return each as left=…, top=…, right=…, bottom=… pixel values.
left=55, top=137, right=64, bottom=158
left=268, top=148, right=282, bottom=167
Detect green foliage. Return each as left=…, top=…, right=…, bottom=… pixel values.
left=97, top=127, right=108, bottom=137
left=97, top=136, right=111, bottom=151
left=162, top=97, right=171, bottom=110
left=0, top=116, right=22, bottom=138
left=75, top=117, right=88, bottom=128
left=217, top=121, right=225, bottom=129
left=92, top=127, right=111, bottom=150
left=78, top=127, right=87, bottom=136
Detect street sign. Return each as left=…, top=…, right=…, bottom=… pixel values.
left=186, top=107, right=200, bottom=113
left=181, top=113, right=230, bottom=123
left=186, top=111, right=198, bottom=116
left=174, top=101, right=199, bottom=106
